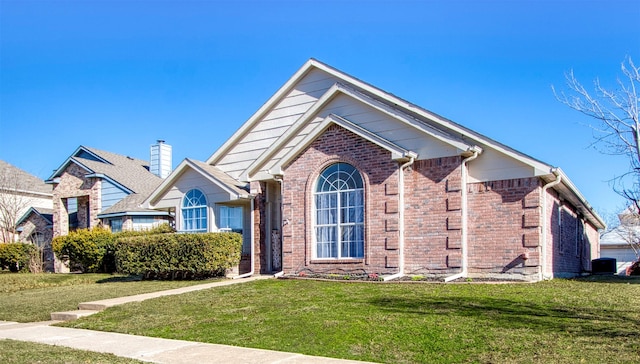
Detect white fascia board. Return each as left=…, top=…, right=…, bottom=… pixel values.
left=0, top=188, right=52, bottom=198
left=244, top=83, right=345, bottom=179
left=84, top=173, right=134, bottom=194
left=187, top=160, right=251, bottom=199
left=143, top=159, right=191, bottom=207
left=309, top=60, right=555, bottom=174
left=246, top=83, right=471, bottom=180
left=144, top=159, right=249, bottom=208
left=336, top=84, right=472, bottom=152
left=268, top=114, right=416, bottom=177
left=206, top=59, right=317, bottom=165
left=555, top=168, right=607, bottom=229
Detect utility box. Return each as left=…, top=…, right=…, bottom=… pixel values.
left=592, top=258, right=616, bottom=274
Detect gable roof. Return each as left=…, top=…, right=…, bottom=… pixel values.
left=205, top=58, right=605, bottom=230
left=267, top=113, right=420, bottom=177
left=47, top=146, right=162, bottom=196
left=244, top=82, right=475, bottom=180
left=16, top=207, right=54, bottom=227
left=144, top=158, right=250, bottom=207
left=0, top=160, right=52, bottom=197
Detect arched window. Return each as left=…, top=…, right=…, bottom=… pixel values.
left=182, top=189, right=207, bottom=232
left=314, top=163, right=364, bottom=258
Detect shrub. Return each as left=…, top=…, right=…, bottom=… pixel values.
left=0, top=243, right=35, bottom=272
left=115, top=232, right=242, bottom=279
left=52, top=227, right=115, bottom=273
left=51, top=224, right=176, bottom=273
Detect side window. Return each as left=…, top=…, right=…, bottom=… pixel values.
left=182, top=189, right=207, bottom=232
left=219, top=206, right=247, bottom=253
left=314, top=162, right=364, bottom=259
left=110, top=218, right=123, bottom=233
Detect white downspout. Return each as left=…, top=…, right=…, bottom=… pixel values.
left=384, top=155, right=415, bottom=281
left=233, top=196, right=255, bottom=279
left=445, top=148, right=480, bottom=283
left=540, top=169, right=561, bottom=281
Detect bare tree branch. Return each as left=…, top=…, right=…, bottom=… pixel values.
left=553, top=56, right=640, bottom=212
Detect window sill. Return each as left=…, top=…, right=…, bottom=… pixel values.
left=310, top=258, right=364, bottom=264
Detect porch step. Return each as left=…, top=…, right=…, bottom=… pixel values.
left=50, top=310, right=99, bottom=321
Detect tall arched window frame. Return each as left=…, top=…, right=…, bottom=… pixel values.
left=314, top=163, right=364, bottom=259
left=182, top=189, right=208, bottom=232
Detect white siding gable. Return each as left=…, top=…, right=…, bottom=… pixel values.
left=254, top=92, right=464, bottom=178
left=215, top=69, right=340, bottom=179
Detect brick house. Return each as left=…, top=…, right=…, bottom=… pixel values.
left=144, top=59, right=605, bottom=281
left=47, top=145, right=172, bottom=240
left=16, top=207, right=55, bottom=271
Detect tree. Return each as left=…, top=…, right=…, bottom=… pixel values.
left=553, top=56, right=640, bottom=212
left=0, top=163, right=37, bottom=242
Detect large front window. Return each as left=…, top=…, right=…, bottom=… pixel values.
left=314, top=163, right=364, bottom=259
left=182, top=189, right=207, bottom=232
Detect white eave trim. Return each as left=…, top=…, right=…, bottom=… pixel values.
left=144, top=159, right=250, bottom=207
left=540, top=168, right=606, bottom=230
left=268, top=114, right=419, bottom=176
left=245, top=82, right=472, bottom=180
left=206, top=59, right=318, bottom=165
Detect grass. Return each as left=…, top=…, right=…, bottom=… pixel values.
left=56, top=276, right=640, bottom=364
left=0, top=339, right=145, bottom=364
left=0, top=273, right=217, bottom=322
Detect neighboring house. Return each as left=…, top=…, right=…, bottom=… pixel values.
left=600, top=208, right=640, bottom=275
left=144, top=59, right=605, bottom=281
left=0, top=160, right=53, bottom=243
left=46, top=143, right=172, bottom=238
left=16, top=207, right=55, bottom=272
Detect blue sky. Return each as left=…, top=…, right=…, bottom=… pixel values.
left=1, top=0, right=638, bottom=218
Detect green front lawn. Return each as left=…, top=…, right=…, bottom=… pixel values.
left=60, top=277, right=640, bottom=363
left=0, top=273, right=216, bottom=322
left=0, top=339, right=145, bottom=364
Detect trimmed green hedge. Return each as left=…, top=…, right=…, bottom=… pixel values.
left=52, top=224, right=176, bottom=273
left=115, top=232, right=242, bottom=279
left=0, top=243, right=35, bottom=272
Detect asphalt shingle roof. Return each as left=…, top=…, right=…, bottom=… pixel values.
left=72, top=146, right=163, bottom=195
left=0, top=160, right=52, bottom=195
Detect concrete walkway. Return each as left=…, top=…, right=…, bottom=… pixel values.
left=0, top=321, right=373, bottom=363
left=2, top=276, right=376, bottom=364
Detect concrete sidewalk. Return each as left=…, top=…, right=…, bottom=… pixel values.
left=0, top=321, right=374, bottom=363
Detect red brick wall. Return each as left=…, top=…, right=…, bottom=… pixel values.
left=277, top=123, right=596, bottom=280
left=467, top=177, right=541, bottom=280
left=545, top=188, right=598, bottom=277
left=403, top=157, right=464, bottom=275
left=281, top=124, right=400, bottom=275
left=52, top=163, right=101, bottom=237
